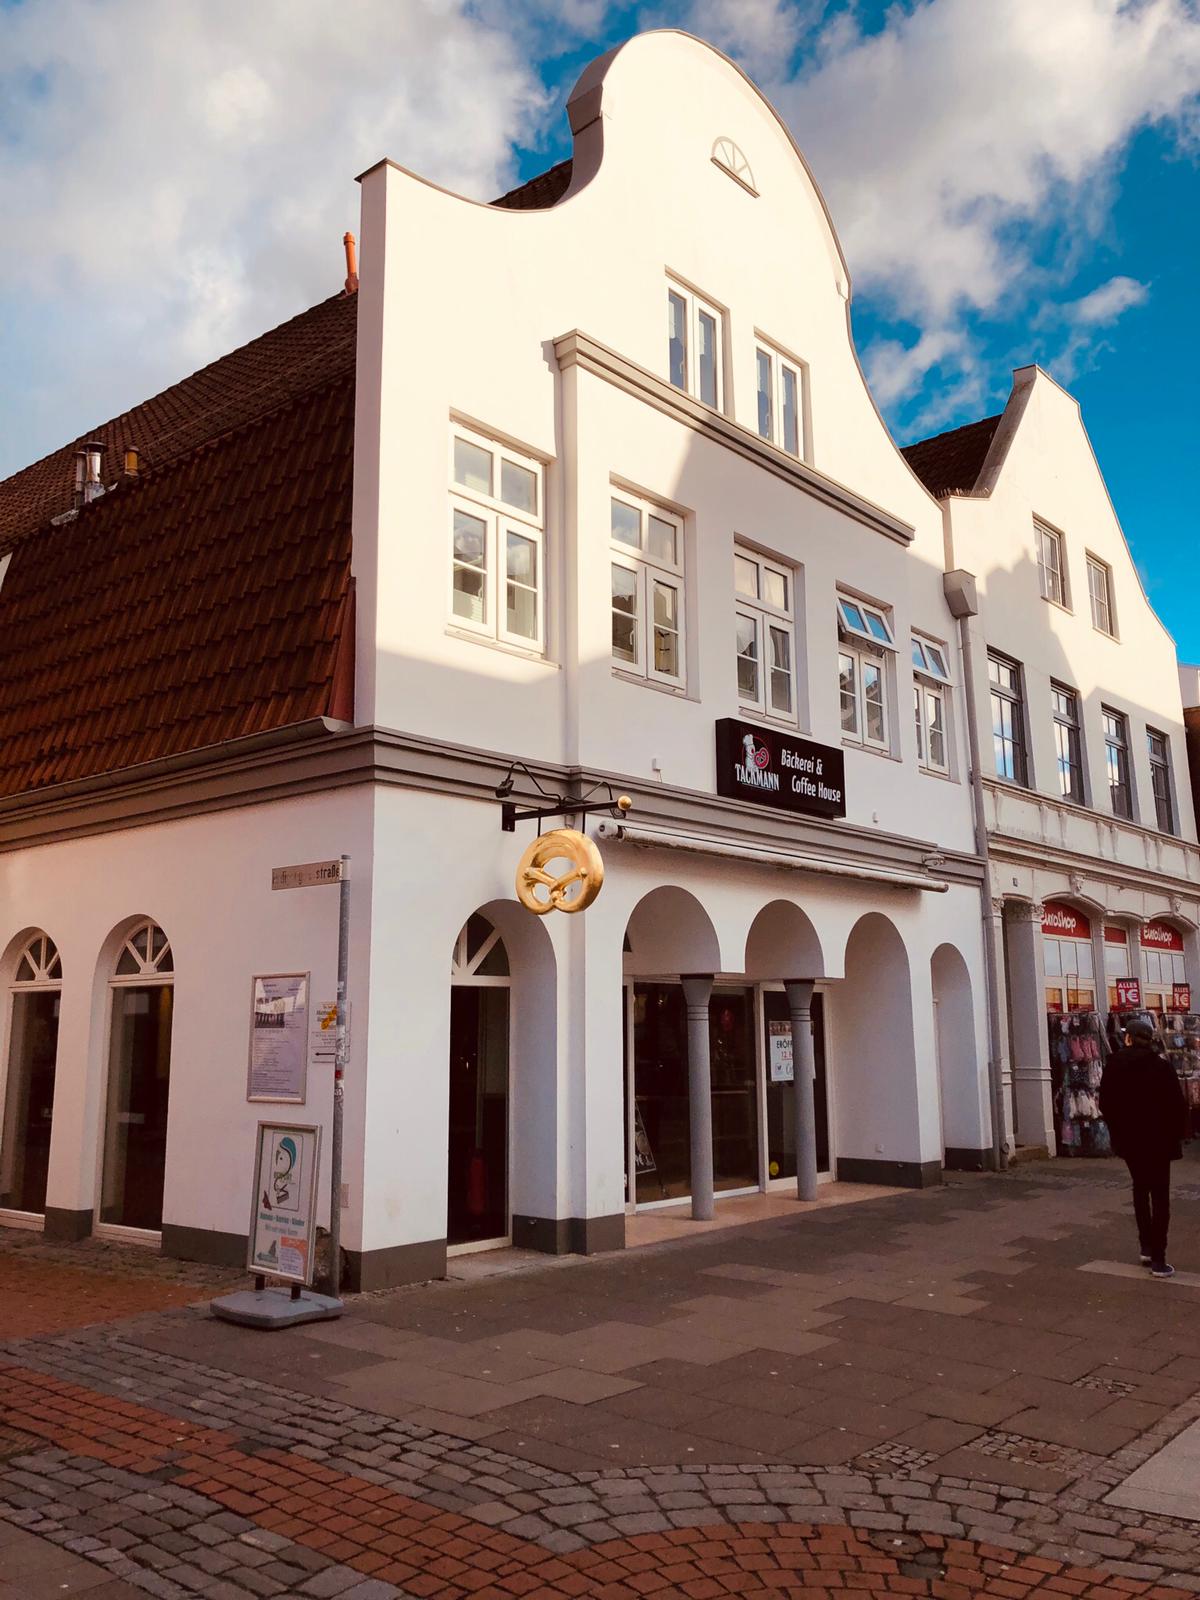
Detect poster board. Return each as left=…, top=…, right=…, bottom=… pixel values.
left=247, top=973, right=310, bottom=1103
left=768, top=1021, right=794, bottom=1082
left=247, top=1122, right=321, bottom=1285
left=1115, top=977, right=1142, bottom=1009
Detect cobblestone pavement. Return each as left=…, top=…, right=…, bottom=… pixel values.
left=3, top=1157, right=1200, bottom=1598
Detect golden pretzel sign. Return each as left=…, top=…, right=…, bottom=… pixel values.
left=516, top=829, right=604, bottom=915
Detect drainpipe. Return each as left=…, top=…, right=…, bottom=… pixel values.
left=944, top=568, right=1008, bottom=1172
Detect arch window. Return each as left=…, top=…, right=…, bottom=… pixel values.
left=101, top=920, right=174, bottom=1233
left=1, top=933, right=63, bottom=1216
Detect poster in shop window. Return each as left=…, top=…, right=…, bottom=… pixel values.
left=633, top=1105, right=656, bottom=1174
left=247, top=973, right=310, bottom=1103
left=1174, top=983, right=1192, bottom=1012
left=247, top=1122, right=320, bottom=1284
left=768, top=1021, right=794, bottom=1082
left=1115, top=977, right=1142, bottom=1009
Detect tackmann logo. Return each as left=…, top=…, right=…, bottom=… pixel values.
left=736, top=733, right=780, bottom=792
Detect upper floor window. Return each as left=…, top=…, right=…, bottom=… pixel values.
left=611, top=490, right=685, bottom=689
left=755, top=343, right=804, bottom=458
left=1087, top=555, right=1115, bottom=637
left=838, top=595, right=894, bottom=752
left=1103, top=707, right=1134, bottom=820
left=734, top=548, right=796, bottom=721
left=912, top=634, right=951, bottom=775
left=1051, top=683, right=1084, bottom=803
left=450, top=426, right=544, bottom=652
left=989, top=651, right=1027, bottom=785
left=1035, top=520, right=1066, bottom=607
left=1147, top=728, right=1175, bottom=835
left=667, top=282, right=723, bottom=409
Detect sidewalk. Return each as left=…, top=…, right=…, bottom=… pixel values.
left=3, top=1153, right=1200, bottom=1597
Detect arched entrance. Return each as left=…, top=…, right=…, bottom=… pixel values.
left=449, top=914, right=510, bottom=1248
left=0, top=932, right=62, bottom=1216
left=100, top=918, right=174, bottom=1232
left=930, top=943, right=982, bottom=1164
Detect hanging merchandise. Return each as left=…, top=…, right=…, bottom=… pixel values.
left=1047, top=1010, right=1112, bottom=1157
left=1160, top=1011, right=1200, bottom=1141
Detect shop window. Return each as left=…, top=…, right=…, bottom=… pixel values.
left=101, top=920, right=174, bottom=1233
left=0, top=933, right=62, bottom=1216
left=1051, top=683, right=1085, bottom=803
left=1147, top=728, right=1175, bottom=835
left=611, top=490, right=685, bottom=689
left=1035, top=520, right=1067, bottom=607
left=734, top=547, right=796, bottom=721
left=667, top=281, right=724, bottom=409
left=1104, top=925, right=1134, bottom=1011
left=1102, top=706, right=1134, bottom=820
left=754, top=342, right=806, bottom=459
left=912, top=634, right=952, bottom=775
left=450, top=423, right=545, bottom=653
left=988, top=651, right=1027, bottom=785
left=838, top=594, right=894, bottom=753
left=1041, top=902, right=1094, bottom=1013
left=1087, top=554, right=1116, bottom=637
left=1141, top=922, right=1187, bottom=1013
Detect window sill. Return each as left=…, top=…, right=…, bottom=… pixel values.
left=1091, top=625, right=1119, bottom=642
left=444, top=625, right=559, bottom=669
left=612, top=667, right=689, bottom=699
left=841, top=738, right=900, bottom=763
left=1041, top=595, right=1074, bottom=616
left=738, top=706, right=803, bottom=735
left=918, top=763, right=959, bottom=784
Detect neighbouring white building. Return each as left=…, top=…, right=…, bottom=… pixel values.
left=0, top=30, right=1186, bottom=1288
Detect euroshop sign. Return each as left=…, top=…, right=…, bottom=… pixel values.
left=714, top=719, right=846, bottom=820
left=1141, top=921, right=1185, bottom=952
left=1042, top=901, right=1090, bottom=939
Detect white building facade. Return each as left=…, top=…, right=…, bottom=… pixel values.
left=13, top=31, right=1157, bottom=1288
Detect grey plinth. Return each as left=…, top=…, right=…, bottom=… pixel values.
left=210, top=1287, right=344, bottom=1329
left=784, top=979, right=819, bottom=1203
left=681, top=973, right=715, bottom=1222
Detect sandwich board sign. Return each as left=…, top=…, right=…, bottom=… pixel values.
left=247, top=1122, right=321, bottom=1285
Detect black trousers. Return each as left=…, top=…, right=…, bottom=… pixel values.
left=1125, top=1155, right=1172, bottom=1261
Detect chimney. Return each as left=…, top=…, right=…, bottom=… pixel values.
left=123, top=446, right=139, bottom=479
left=343, top=231, right=359, bottom=295
left=82, top=442, right=106, bottom=504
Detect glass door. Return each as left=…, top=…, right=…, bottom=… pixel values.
left=101, top=985, right=173, bottom=1229
left=1, top=988, right=60, bottom=1214
left=447, top=986, right=509, bottom=1245
left=710, top=988, right=759, bottom=1193
left=764, top=990, right=829, bottom=1182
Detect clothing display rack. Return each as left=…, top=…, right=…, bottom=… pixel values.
left=1160, top=1011, right=1200, bottom=1139
left=1048, top=1009, right=1111, bottom=1157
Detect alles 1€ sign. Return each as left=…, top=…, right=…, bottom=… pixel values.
left=714, top=719, right=846, bottom=819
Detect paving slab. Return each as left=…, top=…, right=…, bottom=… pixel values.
left=1106, top=1416, right=1200, bottom=1520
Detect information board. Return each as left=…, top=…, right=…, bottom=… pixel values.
left=247, top=973, right=310, bottom=1103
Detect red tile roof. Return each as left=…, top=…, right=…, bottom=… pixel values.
left=902, top=414, right=1002, bottom=498
left=0, top=300, right=355, bottom=799
left=493, top=159, right=573, bottom=210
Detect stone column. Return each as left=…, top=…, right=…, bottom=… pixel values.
left=1003, top=901, right=1056, bottom=1151
left=681, top=974, right=714, bottom=1222
left=784, top=979, right=819, bottom=1202
left=988, top=898, right=1016, bottom=1157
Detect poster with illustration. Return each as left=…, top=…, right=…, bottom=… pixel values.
left=247, top=1123, right=320, bottom=1284
left=247, top=973, right=309, bottom=1103
left=768, top=1021, right=794, bottom=1082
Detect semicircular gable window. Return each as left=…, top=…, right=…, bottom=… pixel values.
left=711, top=137, right=757, bottom=195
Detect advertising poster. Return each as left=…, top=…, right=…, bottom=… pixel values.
left=1115, top=977, right=1143, bottom=1009
left=633, top=1105, right=656, bottom=1175
left=247, top=1122, right=320, bottom=1284
left=1173, top=983, right=1192, bottom=1012
left=247, top=973, right=309, bottom=1103
left=768, top=1020, right=794, bottom=1082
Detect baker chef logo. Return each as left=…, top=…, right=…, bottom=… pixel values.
left=742, top=732, right=771, bottom=771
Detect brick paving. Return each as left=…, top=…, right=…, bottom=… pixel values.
left=2, top=1157, right=1200, bottom=1597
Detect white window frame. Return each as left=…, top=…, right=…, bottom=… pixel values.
left=667, top=279, right=725, bottom=411
left=838, top=594, right=895, bottom=753
left=911, top=634, right=952, bottom=774
left=734, top=546, right=797, bottom=723
left=449, top=423, right=546, bottom=654
left=754, top=340, right=806, bottom=460
left=1087, top=553, right=1116, bottom=637
left=610, top=489, right=686, bottom=690
left=837, top=594, right=895, bottom=650
left=1035, top=519, right=1068, bottom=608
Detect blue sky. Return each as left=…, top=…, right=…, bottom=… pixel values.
left=2, top=0, right=1198, bottom=652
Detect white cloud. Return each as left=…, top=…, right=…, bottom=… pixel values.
left=862, top=327, right=968, bottom=409
left=678, top=0, right=810, bottom=80
left=1065, top=274, right=1151, bottom=326
left=0, top=0, right=551, bottom=475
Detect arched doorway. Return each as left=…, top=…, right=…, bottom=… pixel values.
left=449, top=914, right=510, bottom=1248
left=99, top=919, right=174, bottom=1232
left=930, top=943, right=981, bottom=1163
left=0, top=932, right=62, bottom=1215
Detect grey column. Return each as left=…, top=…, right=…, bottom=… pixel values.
left=681, top=974, right=714, bottom=1222
left=1003, top=901, right=1056, bottom=1150
left=784, top=980, right=819, bottom=1201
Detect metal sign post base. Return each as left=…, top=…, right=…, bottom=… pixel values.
left=211, top=1286, right=344, bottom=1329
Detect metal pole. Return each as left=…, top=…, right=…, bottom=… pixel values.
left=680, top=974, right=715, bottom=1222
left=329, top=854, right=350, bottom=1299
left=784, top=979, right=819, bottom=1201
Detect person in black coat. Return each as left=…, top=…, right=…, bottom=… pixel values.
left=1099, top=1017, right=1189, bottom=1277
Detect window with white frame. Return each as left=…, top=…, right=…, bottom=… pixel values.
left=450, top=425, right=545, bottom=651
left=838, top=595, right=894, bottom=751
left=667, top=282, right=723, bottom=409
left=911, top=634, right=951, bottom=774
left=734, top=548, right=796, bottom=720
left=1035, top=520, right=1067, bottom=607
left=1087, top=554, right=1115, bottom=637
left=1147, top=728, right=1175, bottom=835
left=989, top=651, right=1027, bottom=785
left=1103, top=706, right=1134, bottom=820
left=611, top=490, right=685, bottom=688
left=755, top=343, right=804, bottom=458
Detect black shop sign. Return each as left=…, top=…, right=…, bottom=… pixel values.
left=715, top=718, right=846, bottom=819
